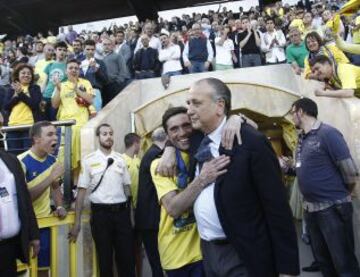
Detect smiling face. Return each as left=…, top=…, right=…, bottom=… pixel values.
left=311, top=62, right=332, bottom=81
left=165, top=113, right=193, bottom=151
left=66, top=61, right=80, bottom=80
left=306, top=36, right=320, bottom=52
left=34, top=125, right=58, bottom=154
left=18, top=67, right=33, bottom=85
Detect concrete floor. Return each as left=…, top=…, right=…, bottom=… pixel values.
left=140, top=221, right=323, bottom=277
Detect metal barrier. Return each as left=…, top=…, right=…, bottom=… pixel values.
left=0, top=120, right=76, bottom=207
left=16, top=211, right=97, bottom=277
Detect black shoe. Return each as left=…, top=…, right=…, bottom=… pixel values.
left=302, top=261, right=320, bottom=272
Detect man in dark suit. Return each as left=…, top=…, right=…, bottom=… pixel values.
left=133, top=34, right=160, bottom=79
left=0, top=150, right=40, bottom=276
left=135, top=127, right=167, bottom=277
left=186, top=77, right=299, bottom=277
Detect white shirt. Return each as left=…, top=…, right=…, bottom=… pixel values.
left=260, top=30, right=286, bottom=63
left=0, top=158, right=21, bottom=240
left=194, top=117, right=227, bottom=241
left=158, top=44, right=183, bottom=74
left=215, top=38, right=234, bottom=66
left=78, top=149, right=131, bottom=204
left=134, top=35, right=162, bottom=53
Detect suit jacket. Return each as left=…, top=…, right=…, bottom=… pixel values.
left=80, top=59, right=108, bottom=90
left=3, top=84, right=43, bottom=125
left=135, top=144, right=163, bottom=230
left=190, top=125, right=299, bottom=277
left=0, top=150, right=39, bottom=263
left=133, top=47, right=160, bottom=73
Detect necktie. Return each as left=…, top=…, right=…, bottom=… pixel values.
left=194, top=136, right=213, bottom=172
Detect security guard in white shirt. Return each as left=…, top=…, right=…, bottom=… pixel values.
left=69, top=123, right=135, bottom=277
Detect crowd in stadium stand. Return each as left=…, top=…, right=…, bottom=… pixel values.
left=1, top=0, right=360, bottom=276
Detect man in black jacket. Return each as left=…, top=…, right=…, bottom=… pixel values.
left=186, top=77, right=299, bottom=277
left=0, top=150, right=40, bottom=276
left=133, top=34, right=160, bottom=79
left=135, top=127, right=167, bottom=277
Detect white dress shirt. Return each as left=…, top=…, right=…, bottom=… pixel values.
left=182, top=37, right=214, bottom=64
left=158, top=44, right=183, bottom=74
left=215, top=38, right=235, bottom=66
left=260, top=30, right=286, bottom=63
left=194, top=117, right=227, bottom=241
left=0, top=158, right=21, bottom=240
left=78, top=149, right=131, bottom=204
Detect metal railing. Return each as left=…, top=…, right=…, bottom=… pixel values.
left=0, top=120, right=76, bottom=207
left=16, top=212, right=97, bottom=277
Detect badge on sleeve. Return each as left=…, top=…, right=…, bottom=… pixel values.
left=0, top=187, right=11, bottom=203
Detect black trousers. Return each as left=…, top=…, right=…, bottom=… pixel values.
left=140, top=229, right=164, bottom=277
left=90, top=203, right=135, bottom=277
left=0, top=236, right=18, bottom=277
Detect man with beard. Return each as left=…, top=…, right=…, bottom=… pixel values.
left=17, top=121, right=66, bottom=277
left=289, top=98, right=359, bottom=276
left=69, top=123, right=135, bottom=277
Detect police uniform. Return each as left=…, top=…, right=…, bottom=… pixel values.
left=78, top=149, right=135, bottom=277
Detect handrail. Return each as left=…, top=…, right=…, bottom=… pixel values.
left=0, top=120, right=76, bottom=133
left=17, top=211, right=96, bottom=277
left=0, top=120, right=76, bottom=207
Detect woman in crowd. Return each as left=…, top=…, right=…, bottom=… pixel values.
left=303, top=31, right=349, bottom=79
left=52, top=59, right=95, bottom=182
left=3, top=63, right=42, bottom=154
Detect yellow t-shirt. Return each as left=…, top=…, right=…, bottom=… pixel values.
left=304, top=44, right=350, bottom=78
left=122, top=153, right=140, bottom=208
left=18, top=150, right=57, bottom=218
left=332, top=63, right=360, bottom=98
left=8, top=85, right=34, bottom=126
left=55, top=78, right=94, bottom=124
left=150, top=153, right=202, bottom=270
left=35, top=59, right=53, bottom=89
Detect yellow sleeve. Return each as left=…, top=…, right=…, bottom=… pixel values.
left=329, top=45, right=350, bottom=64
left=150, top=159, right=178, bottom=202
left=338, top=64, right=357, bottom=90
left=81, top=79, right=95, bottom=96
left=336, top=35, right=360, bottom=55
left=304, top=56, right=311, bottom=79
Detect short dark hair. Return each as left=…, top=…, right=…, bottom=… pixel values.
left=29, top=121, right=54, bottom=141
left=265, top=17, right=275, bottom=24
left=95, top=123, right=112, bottom=136
left=309, top=55, right=332, bottom=67
left=292, top=97, right=318, bottom=118
left=196, top=78, right=232, bottom=116
left=124, top=133, right=141, bottom=148
left=116, top=30, right=125, bottom=36
left=304, top=31, right=323, bottom=51
left=73, top=39, right=82, bottom=45
left=12, top=63, right=34, bottom=84
left=54, top=41, right=68, bottom=50
left=84, top=39, right=96, bottom=47
left=162, top=106, right=188, bottom=133
left=66, top=58, right=80, bottom=65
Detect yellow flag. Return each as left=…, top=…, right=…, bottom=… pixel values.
left=339, top=0, right=360, bottom=15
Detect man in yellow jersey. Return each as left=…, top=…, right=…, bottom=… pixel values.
left=18, top=121, right=67, bottom=276
left=310, top=55, right=360, bottom=98
left=122, top=133, right=141, bottom=209
left=150, top=107, right=230, bottom=276
left=122, top=132, right=142, bottom=276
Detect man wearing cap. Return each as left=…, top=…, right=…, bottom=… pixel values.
left=159, top=29, right=183, bottom=77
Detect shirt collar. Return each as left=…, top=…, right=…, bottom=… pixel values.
left=208, top=117, right=227, bottom=147
left=300, top=120, right=322, bottom=137
left=97, top=149, right=115, bottom=159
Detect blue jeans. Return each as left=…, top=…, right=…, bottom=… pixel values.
left=241, top=54, right=262, bottom=68
left=166, top=261, right=204, bottom=277
left=189, top=61, right=207, bottom=73
left=135, top=71, right=155, bottom=79
left=305, top=202, right=360, bottom=277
